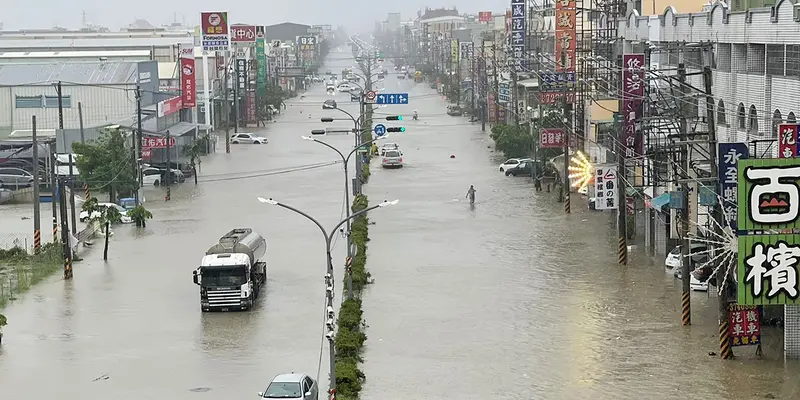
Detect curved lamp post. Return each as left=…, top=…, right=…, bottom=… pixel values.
left=255, top=197, right=398, bottom=398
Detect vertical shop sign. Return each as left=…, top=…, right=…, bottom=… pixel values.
left=540, top=128, right=565, bottom=148
left=554, top=0, right=576, bottom=72
left=236, top=58, right=247, bottom=91
left=728, top=304, right=761, bottom=346
left=200, top=12, right=229, bottom=51
left=246, top=92, right=257, bottom=123
left=594, top=165, right=618, bottom=210
left=718, top=143, right=748, bottom=231
left=510, top=0, right=526, bottom=72
left=621, top=54, right=645, bottom=158
left=179, top=43, right=196, bottom=107
left=256, top=26, right=267, bottom=99
left=779, top=124, right=799, bottom=158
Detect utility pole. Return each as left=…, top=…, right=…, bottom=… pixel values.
left=49, top=140, right=58, bottom=243
left=471, top=44, right=475, bottom=119
left=561, top=53, right=571, bottom=213
left=492, top=47, right=500, bottom=124
left=224, top=52, right=231, bottom=154
left=55, top=82, right=77, bottom=235
left=511, top=68, right=519, bottom=125
left=702, top=65, right=732, bottom=358
left=59, top=177, right=73, bottom=279
left=32, top=116, right=41, bottom=254
left=480, top=39, right=486, bottom=132
left=644, top=47, right=656, bottom=257
left=135, top=86, right=144, bottom=205
left=677, top=62, right=691, bottom=326
left=234, top=52, right=241, bottom=134
left=165, top=130, right=172, bottom=201
left=78, top=102, right=85, bottom=144
left=616, top=112, right=628, bottom=265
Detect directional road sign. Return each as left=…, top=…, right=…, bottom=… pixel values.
left=375, top=93, right=409, bottom=105
left=374, top=124, right=387, bottom=136
left=364, top=90, right=377, bottom=104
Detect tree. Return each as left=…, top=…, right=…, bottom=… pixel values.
left=128, top=205, right=153, bottom=228
left=82, top=197, right=121, bottom=260
left=0, top=313, right=6, bottom=344
left=183, top=139, right=203, bottom=185
left=73, top=128, right=137, bottom=203
left=490, top=124, right=532, bottom=159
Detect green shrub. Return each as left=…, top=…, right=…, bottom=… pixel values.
left=335, top=359, right=364, bottom=397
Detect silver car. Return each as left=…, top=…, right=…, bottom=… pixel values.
left=381, top=149, right=403, bottom=168
left=231, top=133, right=267, bottom=144
left=259, top=373, right=318, bottom=400
left=0, top=167, right=35, bottom=189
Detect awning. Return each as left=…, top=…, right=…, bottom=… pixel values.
left=648, top=193, right=671, bottom=210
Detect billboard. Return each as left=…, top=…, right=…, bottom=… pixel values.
left=478, top=11, right=492, bottom=22
left=136, top=61, right=159, bottom=107
left=231, top=25, right=257, bottom=43
left=179, top=43, right=196, bottom=108
left=200, top=12, right=230, bottom=51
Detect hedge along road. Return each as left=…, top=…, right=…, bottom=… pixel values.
left=357, top=76, right=800, bottom=399
left=0, top=77, right=359, bottom=397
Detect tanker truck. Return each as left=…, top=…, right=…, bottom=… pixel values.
left=192, top=228, right=267, bottom=312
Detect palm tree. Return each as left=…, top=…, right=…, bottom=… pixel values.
left=128, top=205, right=153, bottom=228
left=82, top=198, right=122, bottom=260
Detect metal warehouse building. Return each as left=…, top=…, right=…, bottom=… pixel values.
left=0, top=61, right=161, bottom=138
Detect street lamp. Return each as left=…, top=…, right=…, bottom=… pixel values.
left=300, top=134, right=387, bottom=299
left=255, top=196, right=399, bottom=398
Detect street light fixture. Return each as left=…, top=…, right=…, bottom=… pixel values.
left=255, top=196, right=398, bottom=398
left=299, top=134, right=388, bottom=299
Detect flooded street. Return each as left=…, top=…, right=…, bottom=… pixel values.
left=1, top=52, right=800, bottom=400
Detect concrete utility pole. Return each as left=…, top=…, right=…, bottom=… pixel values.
left=703, top=65, right=732, bottom=359
left=224, top=52, right=231, bottom=154
left=56, top=81, right=77, bottom=235
left=58, top=177, right=73, bottom=279
left=78, top=102, right=85, bottom=144
left=31, top=116, right=41, bottom=254
left=135, top=86, right=144, bottom=205
left=49, top=140, right=58, bottom=243
left=677, top=62, right=691, bottom=326
left=480, top=39, right=486, bottom=132
left=616, top=112, right=628, bottom=265
left=511, top=67, right=519, bottom=125
left=165, top=130, right=172, bottom=201
left=234, top=52, right=241, bottom=134
left=492, top=46, right=500, bottom=124
left=562, top=52, right=571, bottom=213
left=644, top=47, right=656, bottom=258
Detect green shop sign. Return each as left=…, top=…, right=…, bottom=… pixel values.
left=255, top=26, right=267, bottom=99
left=736, top=158, right=800, bottom=305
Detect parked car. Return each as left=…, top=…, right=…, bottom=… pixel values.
left=258, top=373, right=318, bottom=399
left=379, top=143, right=399, bottom=156
left=323, top=99, right=337, bottom=109
left=505, top=160, right=539, bottom=177
left=142, top=166, right=185, bottom=185
left=665, top=243, right=708, bottom=271
left=337, top=83, right=351, bottom=92
left=447, top=104, right=463, bottom=116
left=230, top=133, right=267, bottom=144
left=381, top=149, right=403, bottom=168
left=0, top=167, right=35, bottom=189
left=674, top=254, right=712, bottom=292
left=499, top=158, right=532, bottom=172
left=79, top=203, right=133, bottom=224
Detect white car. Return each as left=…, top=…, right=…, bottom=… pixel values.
left=381, top=149, right=403, bottom=168
left=230, top=133, right=267, bottom=144
left=79, top=203, right=133, bottom=224
left=379, top=143, right=399, bottom=156
left=499, top=158, right=532, bottom=172
left=665, top=243, right=707, bottom=270
left=141, top=167, right=183, bottom=186
left=337, top=83, right=351, bottom=92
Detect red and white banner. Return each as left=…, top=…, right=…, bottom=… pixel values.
left=179, top=44, right=196, bottom=108
left=478, top=11, right=492, bottom=22
left=778, top=124, right=799, bottom=158
left=157, top=96, right=183, bottom=117
left=142, top=136, right=176, bottom=149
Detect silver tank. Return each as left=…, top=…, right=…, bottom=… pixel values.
left=206, top=228, right=266, bottom=265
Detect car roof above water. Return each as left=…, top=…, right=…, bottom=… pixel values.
left=272, top=373, right=305, bottom=383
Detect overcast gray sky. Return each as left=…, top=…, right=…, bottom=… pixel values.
left=3, top=1, right=511, bottom=31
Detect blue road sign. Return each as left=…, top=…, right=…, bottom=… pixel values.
left=375, top=93, right=409, bottom=105
left=374, top=124, right=387, bottom=136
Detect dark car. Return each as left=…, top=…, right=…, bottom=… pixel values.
left=429, top=82, right=437, bottom=89
left=505, top=160, right=542, bottom=177
left=323, top=99, right=337, bottom=109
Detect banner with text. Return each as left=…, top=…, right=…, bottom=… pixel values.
left=779, top=124, right=799, bottom=158
left=231, top=25, right=256, bottom=43
left=256, top=26, right=267, bottom=99
left=179, top=43, right=196, bottom=108
left=479, top=11, right=492, bottom=22
left=555, top=0, right=576, bottom=72
left=594, top=165, right=619, bottom=210
left=621, top=54, right=645, bottom=158
left=718, top=143, right=748, bottom=231
left=510, top=0, right=526, bottom=72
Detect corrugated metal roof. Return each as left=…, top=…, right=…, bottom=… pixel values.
left=0, top=50, right=151, bottom=58
left=0, top=62, right=139, bottom=85
left=0, top=36, right=192, bottom=49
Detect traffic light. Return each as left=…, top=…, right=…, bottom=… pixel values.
left=387, top=127, right=405, bottom=133
left=385, top=116, right=403, bottom=121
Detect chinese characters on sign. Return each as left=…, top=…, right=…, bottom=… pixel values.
left=621, top=54, right=645, bottom=158
left=594, top=165, right=618, bottom=210
left=488, top=94, right=497, bottom=123
left=510, top=0, right=526, bottom=72
left=540, top=128, right=565, bottom=148
left=256, top=26, right=267, bottom=99
left=142, top=136, right=176, bottom=149
left=539, top=92, right=576, bottom=105
left=736, top=158, right=800, bottom=305
left=179, top=43, right=196, bottom=108
left=728, top=304, right=761, bottom=346
left=246, top=92, right=257, bottom=123
left=479, top=11, right=492, bottom=22
left=718, top=143, right=748, bottom=231
left=459, top=42, right=474, bottom=60
left=299, top=36, right=316, bottom=51
left=236, top=58, right=247, bottom=91
left=230, top=25, right=256, bottom=43
left=554, top=0, right=576, bottom=72
left=538, top=71, right=576, bottom=92
left=779, top=124, right=799, bottom=158
left=200, top=12, right=230, bottom=51
left=450, top=40, right=458, bottom=65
